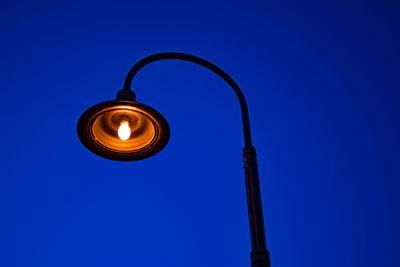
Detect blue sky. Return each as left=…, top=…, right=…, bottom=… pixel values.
left=1, top=1, right=399, bottom=267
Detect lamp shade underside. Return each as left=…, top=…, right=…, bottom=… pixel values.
left=77, top=100, right=169, bottom=161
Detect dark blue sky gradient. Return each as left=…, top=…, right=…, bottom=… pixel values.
left=1, top=1, right=399, bottom=267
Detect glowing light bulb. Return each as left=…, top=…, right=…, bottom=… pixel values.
left=118, top=121, right=131, bottom=141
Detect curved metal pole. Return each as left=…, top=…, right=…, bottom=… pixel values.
left=123, top=52, right=253, bottom=147
left=121, top=52, right=271, bottom=267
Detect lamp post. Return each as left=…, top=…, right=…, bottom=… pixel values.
left=77, top=52, right=271, bottom=267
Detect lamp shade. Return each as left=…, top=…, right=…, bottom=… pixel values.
left=77, top=100, right=169, bottom=161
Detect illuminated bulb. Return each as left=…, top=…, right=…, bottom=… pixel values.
left=118, top=121, right=131, bottom=141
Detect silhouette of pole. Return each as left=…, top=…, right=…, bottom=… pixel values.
left=120, top=52, right=271, bottom=267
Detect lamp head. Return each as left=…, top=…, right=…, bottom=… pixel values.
left=77, top=90, right=169, bottom=161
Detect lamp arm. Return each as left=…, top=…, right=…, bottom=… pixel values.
left=122, top=52, right=271, bottom=267
left=123, top=52, right=253, bottom=147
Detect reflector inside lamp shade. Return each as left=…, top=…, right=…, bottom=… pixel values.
left=77, top=100, right=170, bottom=161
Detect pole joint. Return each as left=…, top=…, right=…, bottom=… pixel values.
left=243, top=145, right=258, bottom=168
left=251, top=249, right=271, bottom=267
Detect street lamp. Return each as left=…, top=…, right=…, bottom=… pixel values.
left=77, top=52, right=271, bottom=267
